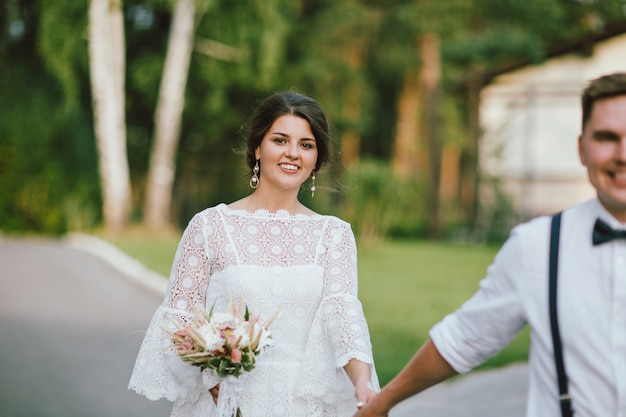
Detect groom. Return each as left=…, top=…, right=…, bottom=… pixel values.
left=355, top=72, right=626, bottom=417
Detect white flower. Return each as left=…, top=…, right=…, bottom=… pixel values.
left=252, top=322, right=273, bottom=351
left=211, top=312, right=236, bottom=330
left=231, top=322, right=251, bottom=347
left=197, top=323, right=224, bottom=351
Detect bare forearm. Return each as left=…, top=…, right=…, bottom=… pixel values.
left=344, top=358, right=371, bottom=387
left=355, top=339, right=457, bottom=416
left=380, top=339, right=457, bottom=405
left=344, top=358, right=377, bottom=407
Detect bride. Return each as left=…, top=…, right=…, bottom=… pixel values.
left=128, top=91, right=379, bottom=417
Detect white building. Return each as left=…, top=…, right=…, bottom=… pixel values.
left=479, top=26, right=626, bottom=220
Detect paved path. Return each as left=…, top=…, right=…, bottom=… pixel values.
left=0, top=237, right=172, bottom=417
left=0, top=235, right=529, bottom=417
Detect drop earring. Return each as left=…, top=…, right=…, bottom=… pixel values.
left=310, top=171, right=316, bottom=197
left=249, top=160, right=259, bottom=189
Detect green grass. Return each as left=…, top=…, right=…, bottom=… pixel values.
left=99, top=228, right=180, bottom=278
left=357, top=240, right=529, bottom=385
left=100, top=232, right=529, bottom=385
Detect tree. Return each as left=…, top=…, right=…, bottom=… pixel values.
left=88, top=0, right=132, bottom=232
left=390, top=31, right=442, bottom=237
left=143, top=0, right=210, bottom=230
left=144, top=0, right=300, bottom=226
left=372, top=1, right=453, bottom=237
left=391, top=42, right=420, bottom=180
left=4, top=0, right=625, bottom=236
left=290, top=2, right=379, bottom=168
left=420, top=32, right=442, bottom=238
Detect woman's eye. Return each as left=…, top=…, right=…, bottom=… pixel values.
left=273, top=138, right=286, bottom=144
left=301, top=142, right=315, bottom=149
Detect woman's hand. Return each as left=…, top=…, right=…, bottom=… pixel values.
left=343, top=358, right=378, bottom=411
left=354, top=380, right=378, bottom=410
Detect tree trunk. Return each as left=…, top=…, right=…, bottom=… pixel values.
left=88, top=0, right=131, bottom=233
left=391, top=40, right=421, bottom=180
left=143, top=0, right=198, bottom=230
left=420, top=33, right=442, bottom=238
left=340, top=47, right=364, bottom=168
left=462, top=64, right=483, bottom=231
left=110, top=0, right=125, bottom=133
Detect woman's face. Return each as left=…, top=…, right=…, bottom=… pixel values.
left=255, top=115, right=318, bottom=194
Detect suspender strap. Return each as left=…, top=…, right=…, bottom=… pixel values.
left=549, top=212, right=573, bottom=417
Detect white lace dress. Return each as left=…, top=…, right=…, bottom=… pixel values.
left=128, top=204, right=379, bottom=417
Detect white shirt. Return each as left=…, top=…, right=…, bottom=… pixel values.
left=430, top=198, right=626, bottom=417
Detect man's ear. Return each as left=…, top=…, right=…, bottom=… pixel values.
left=578, top=134, right=586, bottom=166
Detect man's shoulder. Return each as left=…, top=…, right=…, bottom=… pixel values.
left=510, top=213, right=552, bottom=239
left=510, top=198, right=597, bottom=241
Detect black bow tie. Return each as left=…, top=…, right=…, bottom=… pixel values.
left=592, top=218, right=626, bottom=245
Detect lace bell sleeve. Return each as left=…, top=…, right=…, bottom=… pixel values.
left=294, top=218, right=379, bottom=410
left=128, top=211, right=219, bottom=402
left=319, top=220, right=377, bottom=375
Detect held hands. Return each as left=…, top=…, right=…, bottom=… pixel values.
left=353, top=385, right=389, bottom=417
left=353, top=393, right=388, bottom=417
left=354, top=380, right=379, bottom=412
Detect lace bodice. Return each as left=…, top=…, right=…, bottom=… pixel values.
left=129, top=204, right=379, bottom=417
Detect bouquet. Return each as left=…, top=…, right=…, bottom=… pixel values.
left=164, top=297, right=280, bottom=417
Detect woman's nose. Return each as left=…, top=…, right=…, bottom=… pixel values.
left=285, top=143, right=299, bottom=158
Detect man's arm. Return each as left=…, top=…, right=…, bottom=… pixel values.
left=354, top=339, right=458, bottom=417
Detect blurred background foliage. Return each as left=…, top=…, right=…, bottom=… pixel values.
left=1, top=0, right=625, bottom=241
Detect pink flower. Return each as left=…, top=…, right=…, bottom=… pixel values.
left=180, top=335, right=195, bottom=351
left=230, top=347, right=242, bottom=363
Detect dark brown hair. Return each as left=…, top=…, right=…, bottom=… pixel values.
left=581, top=72, right=626, bottom=130
left=241, top=91, right=334, bottom=174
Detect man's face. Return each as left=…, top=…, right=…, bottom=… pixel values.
left=579, top=94, right=626, bottom=222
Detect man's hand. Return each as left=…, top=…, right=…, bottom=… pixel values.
left=354, top=395, right=388, bottom=417
left=353, top=339, right=458, bottom=417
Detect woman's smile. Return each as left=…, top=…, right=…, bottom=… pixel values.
left=255, top=115, right=318, bottom=193
left=279, top=163, right=300, bottom=172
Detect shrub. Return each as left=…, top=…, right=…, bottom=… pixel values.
left=339, top=159, right=427, bottom=245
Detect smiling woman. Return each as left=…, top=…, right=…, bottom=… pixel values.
left=237, top=91, right=336, bottom=213
left=128, top=91, right=380, bottom=417
left=251, top=115, right=319, bottom=202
